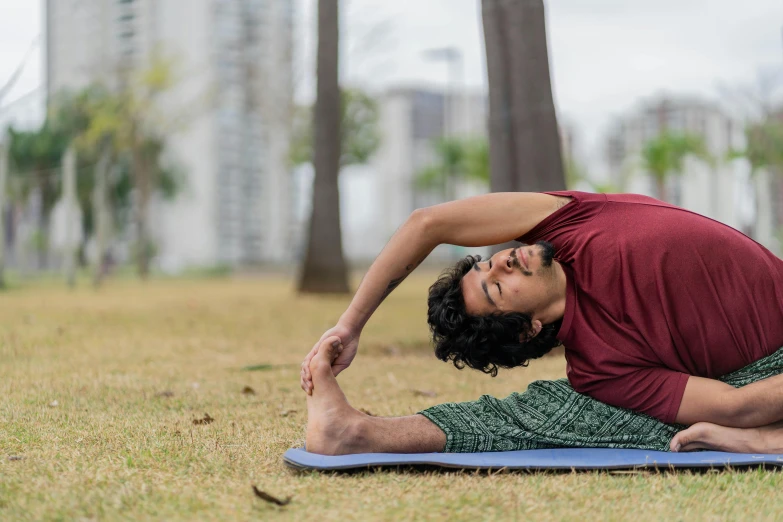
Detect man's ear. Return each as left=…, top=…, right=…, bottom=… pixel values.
left=519, top=320, right=543, bottom=342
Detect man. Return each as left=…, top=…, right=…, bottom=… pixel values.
left=300, top=191, right=783, bottom=455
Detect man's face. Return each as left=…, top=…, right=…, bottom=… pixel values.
left=461, top=242, right=558, bottom=318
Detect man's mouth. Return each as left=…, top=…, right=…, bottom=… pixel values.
left=516, top=247, right=530, bottom=271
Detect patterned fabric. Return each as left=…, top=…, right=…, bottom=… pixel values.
left=419, top=347, right=783, bottom=453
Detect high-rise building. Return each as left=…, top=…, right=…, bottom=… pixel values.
left=604, top=95, right=749, bottom=230
left=45, top=0, right=294, bottom=270
left=371, top=87, right=489, bottom=248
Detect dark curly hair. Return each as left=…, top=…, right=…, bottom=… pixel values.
left=427, top=254, right=562, bottom=377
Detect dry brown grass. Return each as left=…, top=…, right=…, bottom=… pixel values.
left=2, top=274, right=783, bottom=521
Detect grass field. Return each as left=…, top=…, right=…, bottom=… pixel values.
left=2, top=274, right=783, bottom=521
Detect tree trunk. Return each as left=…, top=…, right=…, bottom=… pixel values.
left=755, top=169, right=778, bottom=254
left=297, top=0, right=349, bottom=294
left=0, top=142, right=7, bottom=290
left=482, top=0, right=517, bottom=195
left=92, top=146, right=111, bottom=287
left=655, top=176, right=668, bottom=203
left=35, top=175, right=48, bottom=271
left=62, top=145, right=78, bottom=288
left=483, top=0, right=565, bottom=194
left=482, top=0, right=565, bottom=252
left=133, top=146, right=152, bottom=280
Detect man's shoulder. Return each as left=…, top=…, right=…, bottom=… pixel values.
left=604, top=192, right=677, bottom=208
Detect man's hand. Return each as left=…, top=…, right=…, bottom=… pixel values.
left=300, top=322, right=360, bottom=395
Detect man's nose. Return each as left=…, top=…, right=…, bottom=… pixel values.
left=498, top=251, right=514, bottom=273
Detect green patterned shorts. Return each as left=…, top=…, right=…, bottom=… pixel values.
left=420, top=347, right=783, bottom=453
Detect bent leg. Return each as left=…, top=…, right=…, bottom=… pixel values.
left=305, top=336, right=446, bottom=455
left=671, top=421, right=783, bottom=453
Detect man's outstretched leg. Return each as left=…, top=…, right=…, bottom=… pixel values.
left=670, top=421, right=783, bottom=453
left=305, top=336, right=446, bottom=455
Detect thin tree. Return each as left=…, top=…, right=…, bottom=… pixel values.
left=0, top=38, right=38, bottom=285
left=415, top=136, right=490, bottom=191
left=640, top=132, right=709, bottom=203
left=92, top=144, right=111, bottom=287
left=729, top=120, right=783, bottom=243
left=0, top=141, right=7, bottom=289
left=80, top=57, right=184, bottom=279
left=481, top=0, right=566, bottom=195
left=289, top=88, right=380, bottom=170
left=297, top=0, right=349, bottom=294
left=62, top=145, right=78, bottom=288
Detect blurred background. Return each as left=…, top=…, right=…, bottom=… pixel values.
left=0, top=0, right=782, bottom=291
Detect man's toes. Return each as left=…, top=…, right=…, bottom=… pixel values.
left=671, top=423, right=712, bottom=452
left=671, top=430, right=694, bottom=452
left=320, top=336, right=341, bottom=361
left=670, top=433, right=685, bottom=452
left=310, top=336, right=341, bottom=374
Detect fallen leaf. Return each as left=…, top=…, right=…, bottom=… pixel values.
left=48, top=400, right=59, bottom=407
left=252, top=485, right=291, bottom=506
left=8, top=456, right=24, bottom=461
left=280, top=409, right=297, bottom=417
left=359, top=408, right=375, bottom=416
left=193, top=413, right=214, bottom=425
left=411, top=389, right=437, bottom=398
left=155, top=390, right=175, bottom=398
left=241, top=386, right=256, bottom=395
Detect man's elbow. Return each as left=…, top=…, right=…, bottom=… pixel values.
left=408, top=208, right=436, bottom=236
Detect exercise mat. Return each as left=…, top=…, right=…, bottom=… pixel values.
left=283, top=447, right=783, bottom=471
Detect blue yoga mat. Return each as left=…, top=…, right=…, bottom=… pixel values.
left=283, top=447, right=783, bottom=471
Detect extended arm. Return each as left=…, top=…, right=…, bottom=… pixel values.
left=676, top=373, right=783, bottom=428
left=300, top=192, right=569, bottom=393
left=341, top=192, right=568, bottom=329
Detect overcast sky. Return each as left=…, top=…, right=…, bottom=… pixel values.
left=2, top=0, right=782, bottom=170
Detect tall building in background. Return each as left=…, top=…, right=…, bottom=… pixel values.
left=371, top=87, right=489, bottom=257
left=316, top=85, right=580, bottom=263
left=605, top=95, right=749, bottom=231
left=46, top=0, right=294, bottom=271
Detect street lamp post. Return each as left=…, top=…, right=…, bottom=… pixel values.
left=422, top=47, right=464, bottom=139
left=423, top=47, right=464, bottom=260
left=422, top=46, right=464, bottom=204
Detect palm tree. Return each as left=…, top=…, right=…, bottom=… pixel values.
left=0, top=141, right=7, bottom=289
left=729, top=120, right=783, bottom=246
left=0, top=38, right=38, bottom=287
left=297, top=0, right=349, bottom=294
left=640, top=132, right=710, bottom=203
left=290, top=87, right=380, bottom=170
left=78, top=56, right=183, bottom=279
left=7, top=123, right=70, bottom=269
left=415, top=136, right=489, bottom=196
left=481, top=0, right=566, bottom=195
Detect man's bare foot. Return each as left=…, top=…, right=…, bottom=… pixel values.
left=305, top=336, right=367, bottom=455
left=670, top=422, right=766, bottom=453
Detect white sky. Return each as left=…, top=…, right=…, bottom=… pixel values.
left=2, top=0, right=782, bottom=171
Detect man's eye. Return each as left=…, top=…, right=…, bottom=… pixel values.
left=496, top=282, right=502, bottom=295
left=489, top=260, right=492, bottom=269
